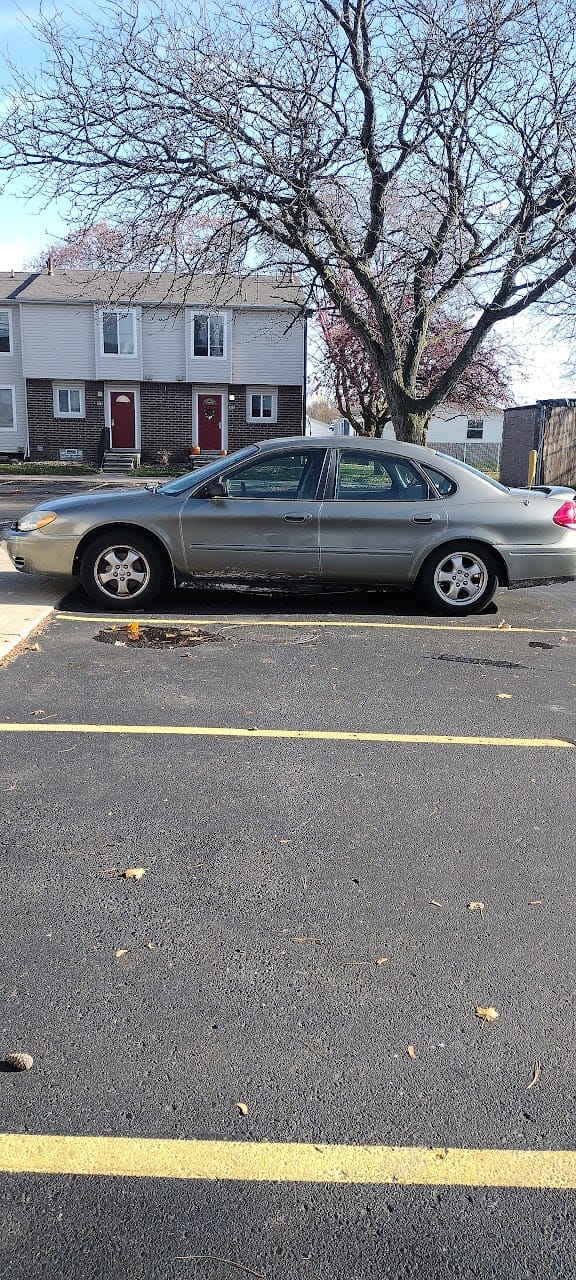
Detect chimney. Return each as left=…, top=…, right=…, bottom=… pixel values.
left=47, top=255, right=54, bottom=275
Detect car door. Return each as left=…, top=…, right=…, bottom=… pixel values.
left=180, top=446, right=328, bottom=578
left=319, top=448, right=448, bottom=584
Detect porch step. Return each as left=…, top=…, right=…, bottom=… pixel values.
left=101, top=450, right=141, bottom=472
left=188, top=449, right=228, bottom=469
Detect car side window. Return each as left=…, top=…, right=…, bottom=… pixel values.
left=336, top=452, right=429, bottom=500
left=420, top=464, right=458, bottom=496
left=225, top=450, right=325, bottom=499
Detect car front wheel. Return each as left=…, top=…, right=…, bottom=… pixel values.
left=418, top=543, right=498, bottom=615
left=80, top=533, right=165, bottom=608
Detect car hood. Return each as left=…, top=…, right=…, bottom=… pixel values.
left=18, top=487, right=159, bottom=519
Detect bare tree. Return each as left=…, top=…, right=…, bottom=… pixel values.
left=2, top=0, right=576, bottom=440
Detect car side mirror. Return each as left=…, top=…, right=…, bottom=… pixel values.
left=203, top=479, right=228, bottom=498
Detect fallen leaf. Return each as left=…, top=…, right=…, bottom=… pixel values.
left=25, top=642, right=41, bottom=651
left=115, top=948, right=129, bottom=958
left=529, top=899, right=542, bottom=906
left=113, top=641, right=127, bottom=647
left=144, top=941, right=155, bottom=950
left=407, top=1045, right=416, bottom=1059
left=497, top=693, right=512, bottom=699
left=279, top=839, right=291, bottom=845
left=126, top=621, right=140, bottom=640
left=376, top=957, right=389, bottom=966
left=496, top=620, right=512, bottom=630
left=236, top=1101, right=249, bottom=1115
left=527, top=1059, right=542, bottom=1090
left=32, top=709, right=46, bottom=716
left=475, top=1006, right=499, bottom=1022
left=468, top=901, right=485, bottom=917
left=123, top=867, right=147, bottom=880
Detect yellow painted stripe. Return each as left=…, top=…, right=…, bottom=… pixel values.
left=57, top=613, right=576, bottom=635
left=1, top=1134, right=576, bottom=1188
left=0, top=722, right=572, bottom=748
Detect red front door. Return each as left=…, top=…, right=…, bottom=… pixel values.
left=198, top=394, right=222, bottom=449
left=110, top=392, right=136, bottom=448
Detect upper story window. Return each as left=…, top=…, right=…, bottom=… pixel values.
left=53, top=384, right=85, bottom=418
left=467, top=417, right=484, bottom=439
left=247, top=389, right=277, bottom=422
left=192, top=312, right=225, bottom=358
left=0, top=387, right=16, bottom=430
left=102, top=310, right=136, bottom=356
left=0, top=310, right=12, bottom=354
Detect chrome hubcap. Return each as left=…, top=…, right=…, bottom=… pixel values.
left=434, top=552, right=488, bottom=604
left=95, top=547, right=150, bottom=598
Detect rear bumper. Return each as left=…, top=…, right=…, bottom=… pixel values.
left=499, top=546, right=576, bottom=585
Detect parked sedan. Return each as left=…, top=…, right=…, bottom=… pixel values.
left=6, top=436, right=576, bottom=614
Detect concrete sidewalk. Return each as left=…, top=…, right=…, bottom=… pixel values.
left=0, top=543, right=69, bottom=662
left=0, top=472, right=150, bottom=661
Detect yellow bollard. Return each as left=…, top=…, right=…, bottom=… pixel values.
left=527, top=449, right=537, bottom=487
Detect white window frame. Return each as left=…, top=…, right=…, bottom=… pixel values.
left=100, top=309, right=138, bottom=357
left=0, top=385, right=16, bottom=431
left=0, top=308, right=12, bottom=355
left=53, top=384, right=85, bottom=418
left=246, top=387, right=278, bottom=423
left=190, top=311, right=227, bottom=359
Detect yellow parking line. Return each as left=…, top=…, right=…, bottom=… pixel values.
left=1, top=1133, right=575, bottom=1188
left=0, top=723, right=573, bottom=748
left=57, top=613, right=576, bottom=634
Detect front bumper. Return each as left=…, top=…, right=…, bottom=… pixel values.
left=6, top=528, right=78, bottom=577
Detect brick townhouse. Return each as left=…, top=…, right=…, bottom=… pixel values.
left=0, top=269, right=307, bottom=467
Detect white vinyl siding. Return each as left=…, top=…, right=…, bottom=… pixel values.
left=21, top=303, right=96, bottom=378
left=141, top=308, right=185, bottom=380
left=53, top=384, right=85, bottom=417
left=232, top=309, right=305, bottom=384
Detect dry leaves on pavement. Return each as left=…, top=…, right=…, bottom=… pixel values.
left=475, top=1006, right=500, bottom=1022
left=123, top=867, right=147, bottom=880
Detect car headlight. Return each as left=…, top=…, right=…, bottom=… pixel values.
left=17, top=510, right=58, bottom=532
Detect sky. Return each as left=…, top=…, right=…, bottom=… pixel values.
left=0, top=0, right=574, bottom=405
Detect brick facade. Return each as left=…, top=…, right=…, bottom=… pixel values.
left=27, top=379, right=106, bottom=463
left=25, top=379, right=304, bottom=465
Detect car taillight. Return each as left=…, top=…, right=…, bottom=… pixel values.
left=553, top=500, right=576, bottom=529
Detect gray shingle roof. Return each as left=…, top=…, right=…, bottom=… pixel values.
left=0, top=269, right=304, bottom=308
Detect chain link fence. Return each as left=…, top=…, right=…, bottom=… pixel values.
left=430, top=441, right=501, bottom=475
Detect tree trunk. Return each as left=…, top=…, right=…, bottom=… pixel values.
left=390, top=408, right=430, bottom=446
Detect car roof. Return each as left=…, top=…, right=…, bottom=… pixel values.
left=257, top=434, right=443, bottom=462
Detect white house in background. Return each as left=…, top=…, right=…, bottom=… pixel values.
left=426, top=405, right=504, bottom=444
left=306, top=406, right=504, bottom=443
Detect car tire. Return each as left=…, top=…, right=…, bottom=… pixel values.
left=418, top=542, right=499, bottom=615
left=80, top=532, right=166, bottom=609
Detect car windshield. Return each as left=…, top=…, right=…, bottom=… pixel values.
left=434, top=452, right=510, bottom=493
left=159, top=445, right=260, bottom=495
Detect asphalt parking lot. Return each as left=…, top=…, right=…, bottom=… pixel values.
left=1, top=480, right=576, bottom=1278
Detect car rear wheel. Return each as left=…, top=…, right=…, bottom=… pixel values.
left=80, top=533, right=165, bottom=608
left=418, top=543, right=498, bottom=615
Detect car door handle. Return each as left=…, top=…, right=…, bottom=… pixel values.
left=410, top=514, right=442, bottom=524
left=283, top=513, right=313, bottom=522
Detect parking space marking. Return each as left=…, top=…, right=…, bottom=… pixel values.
left=1, top=1133, right=576, bottom=1188
left=57, top=613, right=576, bottom=634
left=0, top=723, right=573, bottom=748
